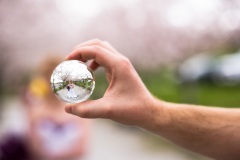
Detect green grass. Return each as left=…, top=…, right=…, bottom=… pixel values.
left=92, top=70, right=240, bottom=108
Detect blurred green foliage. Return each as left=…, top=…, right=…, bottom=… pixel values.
left=92, top=69, right=240, bottom=108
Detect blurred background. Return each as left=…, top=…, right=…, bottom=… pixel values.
left=1, top=0, right=240, bottom=159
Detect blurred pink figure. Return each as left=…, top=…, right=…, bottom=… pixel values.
left=0, top=57, right=90, bottom=160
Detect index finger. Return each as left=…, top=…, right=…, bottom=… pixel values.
left=74, top=39, right=119, bottom=54
left=66, top=46, right=118, bottom=69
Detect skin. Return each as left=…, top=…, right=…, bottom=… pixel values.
left=65, top=39, right=240, bottom=160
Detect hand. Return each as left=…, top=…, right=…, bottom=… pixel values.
left=65, top=40, right=240, bottom=160
left=65, top=39, right=158, bottom=127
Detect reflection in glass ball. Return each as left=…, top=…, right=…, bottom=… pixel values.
left=50, top=60, right=95, bottom=104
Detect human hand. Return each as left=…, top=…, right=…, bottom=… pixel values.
left=65, top=39, right=158, bottom=127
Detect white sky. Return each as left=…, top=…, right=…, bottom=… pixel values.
left=55, top=0, right=140, bottom=19
left=1, top=0, right=240, bottom=70
left=54, top=0, right=240, bottom=30
left=51, top=60, right=93, bottom=83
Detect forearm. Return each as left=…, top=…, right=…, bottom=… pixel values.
left=65, top=40, right=240, bottom=159
left=144, top=99, right=240, bottom=160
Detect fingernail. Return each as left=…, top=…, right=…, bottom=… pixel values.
left=65, top=55, right=70, bottom=60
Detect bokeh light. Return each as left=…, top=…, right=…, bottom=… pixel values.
left=1, top=0, right=240, bottom=160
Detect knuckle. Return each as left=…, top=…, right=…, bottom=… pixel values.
left=113, top=55, right=132, bottom=72
left=122, top=56, right=131, bottom=63
left=92, top=39, right=103, bottom=45
left=92, top=45, right=103, bottom=53
left=120, top=56, right=131, bottom=67
left=103, top=41, right=110, bottom=45
left=117, top=56, right=133, bottom=73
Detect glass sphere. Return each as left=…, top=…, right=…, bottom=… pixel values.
left=50, top=60, right=95, bottom=104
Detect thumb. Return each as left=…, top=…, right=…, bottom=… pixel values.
left=65, top=98, right=110, bottom=118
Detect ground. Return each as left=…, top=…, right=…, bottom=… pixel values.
left=1, top=99, right=211, bottom=160
left=56, top=84, right=91, bottom=103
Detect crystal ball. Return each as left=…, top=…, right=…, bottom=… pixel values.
left=50, top=60, right=95, bottom=104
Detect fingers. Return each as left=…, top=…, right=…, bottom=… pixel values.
left=66, top=39, right=122, bottom=71
left=65, top=98, right=111, bottom=118
left=89, top=60, right=99, bottom=71
left=74, top=39, right=120, bottom=54
left=66, top=45, right=118, bottom=70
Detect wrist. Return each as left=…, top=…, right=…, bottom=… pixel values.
left=140, top=97, right=171, bottom=134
